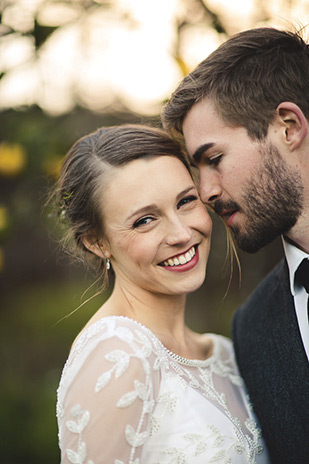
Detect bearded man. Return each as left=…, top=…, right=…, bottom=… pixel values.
left=162, top=27, right=309, bottom=464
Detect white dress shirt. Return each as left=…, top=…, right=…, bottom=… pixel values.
left=282, top=237, right=309, bottom=361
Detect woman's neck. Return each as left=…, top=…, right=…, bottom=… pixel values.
left=80, top=279, right=213, bottom=361
left=102, top=279, right=187, bottom=339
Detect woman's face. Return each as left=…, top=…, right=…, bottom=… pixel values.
left=100, top=156, right=212, bottom=296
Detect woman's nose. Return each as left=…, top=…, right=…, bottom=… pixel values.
left=165, top=217, right=192, bottom=246
left=199, top=169, right=222, bottom=204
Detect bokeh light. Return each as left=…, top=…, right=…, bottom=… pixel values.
left=0, top=0, right=308, bottom=115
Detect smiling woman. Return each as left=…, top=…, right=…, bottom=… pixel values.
left=53, top=124, right=270, bottom=463
left=85, top=155, right=211, bottom=298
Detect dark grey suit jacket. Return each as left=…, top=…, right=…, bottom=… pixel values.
left=233, top=259, right=309, bottom=464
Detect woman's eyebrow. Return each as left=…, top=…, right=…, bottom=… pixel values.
left=126, top=204, right=157, bottom=221
left=126, top=186, right=196, bottom=221
left=176, top=186, right=196, bottom=201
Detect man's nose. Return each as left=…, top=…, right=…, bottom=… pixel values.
left=165, top=216, right=192, bottom=246
left=199, top=169, right=222, bottom=204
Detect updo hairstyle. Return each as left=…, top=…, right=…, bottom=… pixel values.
left=54, top=124, right=191, bottom=286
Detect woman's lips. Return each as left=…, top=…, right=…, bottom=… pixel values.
left=158, top=245, right=199, bottom=272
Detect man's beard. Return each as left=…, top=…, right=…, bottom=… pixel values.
left=214, top=143, right=304, bottom=253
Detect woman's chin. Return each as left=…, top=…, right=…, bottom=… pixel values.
left=178, top=272, right=207, bottom=295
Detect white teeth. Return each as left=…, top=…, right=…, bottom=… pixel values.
left=162, top=246, right=196, bottom=267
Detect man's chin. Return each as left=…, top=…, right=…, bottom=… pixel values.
left=232, top=218, right=299, bottom=253
left=232, top=230, right=274, bottom=254
left=237, top=240, right=265, bottom=254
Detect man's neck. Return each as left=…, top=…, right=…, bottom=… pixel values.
left=284, top=209, right=309, bottom=253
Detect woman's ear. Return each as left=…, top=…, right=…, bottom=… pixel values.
left=276, top=102, right=308, bottom=151
left=82, top=234, right=111, bottom=259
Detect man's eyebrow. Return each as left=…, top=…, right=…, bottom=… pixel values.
left=192, top=143, right=214, bottom=164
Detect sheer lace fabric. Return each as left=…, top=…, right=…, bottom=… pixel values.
left=57, top=316, right=269, bottom=464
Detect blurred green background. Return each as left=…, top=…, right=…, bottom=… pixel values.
left=0, top=0, right=303, bottom=462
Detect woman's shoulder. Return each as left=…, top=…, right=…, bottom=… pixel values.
left=57, top=316, right=167, bottom=411
left=59, top=317, right=166, bottom=386
left=207, top=333, right=234, bottom=356
left=205, top=333, right=243, bottom=385
left=71, top=316, right=164, bottom=359
left=57, top=317, right=165, bottom=459
left=201, top=333, right=238, bottom=369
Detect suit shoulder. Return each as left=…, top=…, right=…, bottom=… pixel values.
left=233, top=259, right=288, bottom=334
left=240, top=259, right=286, bottom=308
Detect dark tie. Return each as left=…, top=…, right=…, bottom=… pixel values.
left=295, top=258, right=309, bottom=321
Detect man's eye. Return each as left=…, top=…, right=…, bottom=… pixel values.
left=177, top=195, right=198, bottom=209
left=208, top=154, right=223, bottom=166
left=133, top=216, right=154, bottom=228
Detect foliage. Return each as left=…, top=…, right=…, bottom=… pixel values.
left=0, top=279, right=109, bottom=463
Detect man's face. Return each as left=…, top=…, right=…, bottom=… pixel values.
left=183, top=98, right=304, bottom=253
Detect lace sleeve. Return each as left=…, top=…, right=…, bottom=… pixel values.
left=58, top=321, right=162, bottom=464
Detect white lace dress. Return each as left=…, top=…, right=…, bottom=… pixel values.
left=57, top=316, right=270, bottom=464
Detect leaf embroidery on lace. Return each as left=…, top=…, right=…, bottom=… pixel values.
left=163, top=447, right=187, bottom=464
left=117, top=380, right=148, bottom=408
left=65, top=405, right=93, bottom=464
left=135, top=329, right=154, bottom=356
left=94, top=325, right=158, bottom=461
left=95, top=370, right=111, bottom=392
left=183, top=433, right=208, bottom=456
left=115, top=459, right=140, bottom=464
left=160, top=426, right=236, bottom=463
left=209, top=449, right=232, bottom=463
left=125, top=425, right=149, bottom=447
left=95, top=350, right=130, bottom=392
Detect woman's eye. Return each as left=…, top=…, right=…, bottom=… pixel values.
left=177, top=195, right=198, bottom=209
left=208, top=154, right=223, bottom=166
left=133, top=216, right=154, bottom=228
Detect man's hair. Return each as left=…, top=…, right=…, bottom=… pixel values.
left=162, top=27, right=309, bottom=140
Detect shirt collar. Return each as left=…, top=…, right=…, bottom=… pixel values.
left=282, top=236, right=309, bottom=295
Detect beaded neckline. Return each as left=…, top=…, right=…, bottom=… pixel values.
left=165, top=348, right=212, bottom=366
left=70, top=315, right=219, bottom=368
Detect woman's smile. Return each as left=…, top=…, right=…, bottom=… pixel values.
left=158, top=244, right=199, bottom=272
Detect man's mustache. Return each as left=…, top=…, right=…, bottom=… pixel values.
left=213, top=199, right=240, bottom=215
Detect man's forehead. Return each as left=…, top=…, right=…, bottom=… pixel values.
left=182, top=101, right=219, bottom=159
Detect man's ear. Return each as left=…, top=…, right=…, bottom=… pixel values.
left=275, top=102, right=308, bottom=151
left=82, top=234, right=111, bottom=259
